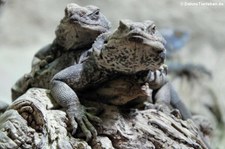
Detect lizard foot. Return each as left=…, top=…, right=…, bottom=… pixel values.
left=66, top=105, right=102, bottom=141
left=85, top=106, right=104, bottom=116
left=170, top=109, right=182, bottom=119
left=144, top=102, right=163, bottom=112
left=146, top=69, right=167, bottom=90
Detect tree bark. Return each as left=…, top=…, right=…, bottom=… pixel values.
left=0, top=88, right=209, bottom=149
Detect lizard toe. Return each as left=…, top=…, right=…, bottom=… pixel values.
left=86, top=112, right=102, bottom=124
left=76, top=117, right=92, bottom=141
left=85, top=106, right=103, bottom=115
left=83, top=116, right=98, bottom=138
left=67, top=114, right=78, bottom=135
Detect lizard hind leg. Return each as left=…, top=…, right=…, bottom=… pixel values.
left=153, top=82, right=192, bottom=120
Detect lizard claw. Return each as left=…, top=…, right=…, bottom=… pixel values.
left=170, top=109, right=182, bottom=119
left=146, top=69, right=167, bottom=89
left=66, top=105, right=101, bottom=141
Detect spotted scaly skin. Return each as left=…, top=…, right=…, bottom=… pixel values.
left=50, top=19, right=192, bottom=141
left=11, top=3, right=111, bottom=100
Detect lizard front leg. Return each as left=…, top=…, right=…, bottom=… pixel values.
left=146, top=69, right=212, bottom=148
left=145, top=67, right=192, bottom=120
left=50, top=64, right=103, bottom=141
left=153, top=81, right=192, bottom=120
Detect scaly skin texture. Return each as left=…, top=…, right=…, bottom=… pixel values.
left=11, top=3, right=111, bottom=100
left=33, top=3, right=110, bottom=64
left=50, top=19, right=191, bottom=141
left=79, top=77, right=153, bottom=106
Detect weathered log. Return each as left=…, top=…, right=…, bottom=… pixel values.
left=0, top=88, right=209, bottom=149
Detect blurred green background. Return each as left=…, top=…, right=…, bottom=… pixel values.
left=0, top=0, right=224, bottom=148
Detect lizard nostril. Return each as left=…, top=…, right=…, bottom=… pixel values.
left=130, top=26, right=135, bottom=30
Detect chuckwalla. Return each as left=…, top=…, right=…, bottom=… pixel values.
left=11, top=3, right=111, bottom=100
left=50, top=19, right=192, bottom=140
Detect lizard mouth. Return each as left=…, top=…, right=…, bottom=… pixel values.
left=72, top=19, right=98, bottom=26
left=128, top=33, right=166, bottom=62
left=70, top=17, right=109, bottom=32
left=128, top=32, right=165, bottom=47
left=128, top=33, right=146, bottom=42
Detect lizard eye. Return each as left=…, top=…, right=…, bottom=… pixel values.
left=152, top=25, right=156, bottom=33
left=147, top=24, right=156, bottom=34
left=93, top=9, right=100, bottom=15
left=88, top=9, right=100, bottom=20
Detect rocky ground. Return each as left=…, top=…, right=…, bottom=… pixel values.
left=0, top=0, right=224, bottom=148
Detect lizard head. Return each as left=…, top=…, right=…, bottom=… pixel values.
left=93, top=19, right=166, bottom=74
left=55, top=3, right=111, bottom=50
